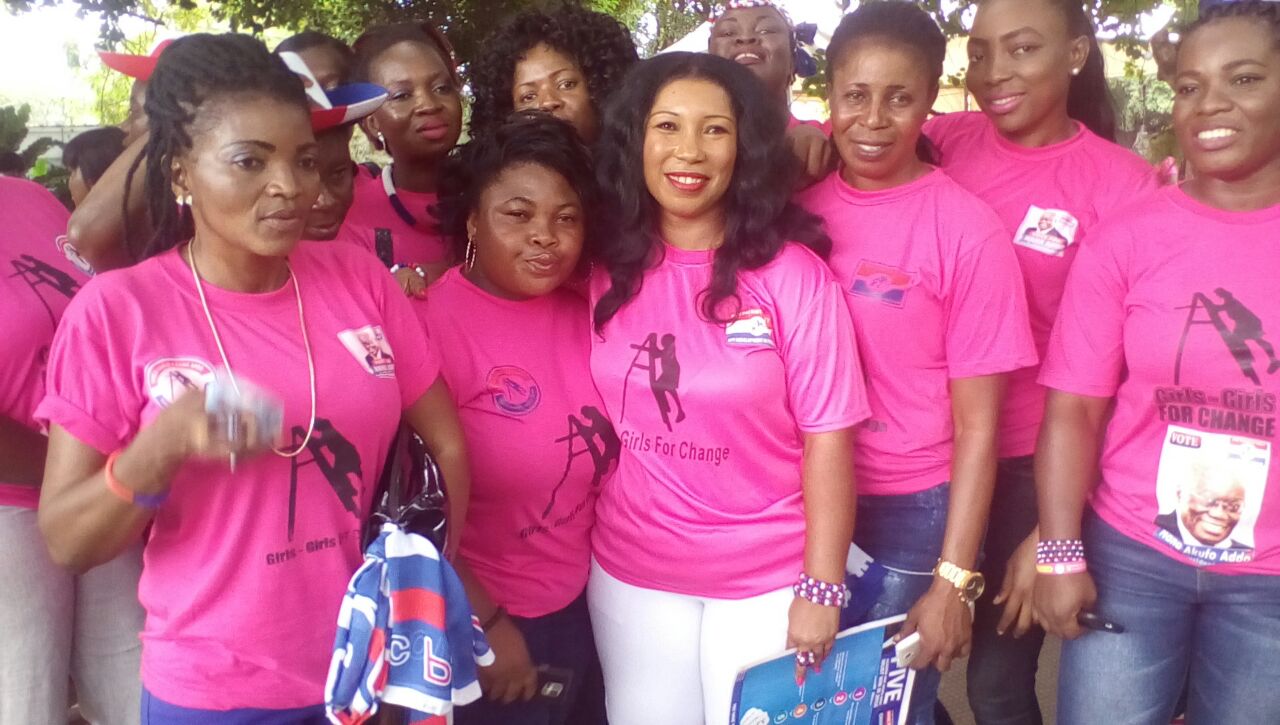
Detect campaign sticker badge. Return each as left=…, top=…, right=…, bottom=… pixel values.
left=726, top=307, right=775, bottom=348
left=337, top=325, right=397, bottom=379
left=850, top=260, right=915, bottom=308
left=1013, top=206, right=1079, bottom=257
left=144, top=356, right=215, bottom=407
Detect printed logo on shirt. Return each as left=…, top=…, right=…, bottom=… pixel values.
left=338, top=325, right=396, bottom=379
left=850, top=260, right=914, bottom=308
left=1175, top=288, right=1280, bottom=386
left=621, top=332, right=686, bottom=432
left=521, top=406, right=619, bottom=537
left=284, top=417, right=363, bottom=542
left=9, top=253, right=82, bottom=325
left=486, top=365, right=541, bottom=415
left=1013, top=206, right=1079, bottom=256
left=725, top=308, right=775, bottom=348
left=1153, top=425, right=1268, bottom=565
left=55, top=235, right=94, bottom=276
left=144, top=356, right=215, bottom=407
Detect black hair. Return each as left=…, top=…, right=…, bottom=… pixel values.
left=825, top=1, right=945, bottom=164
left=433, top=111, right=596, bottom=264
left=123, top=33, right=309, bottom=260
left=351, top=22, right=459, bottom=87
left=1033, top=0, right=1117, bottom=142
left=1184, top=1, right=1280, bottom=49
left=468, top=2, right=638, bottom=139
left=591, top=52, right=830, bottom=332
left=63, top=126, right=127, bottom=186
left=274, top=30, right=354, bottom=84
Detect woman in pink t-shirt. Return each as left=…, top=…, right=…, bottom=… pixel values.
left=34, top=34, right=471, bottom=721
left=345, top=23, right=463, bottom=294
left=421, top=112, right=610, bottom=725
left=1033, top=6, right=1280, bottom=722
left=924, top=1, right=1157, bottom=719
left=466, top=4, right=636, bottom=143
left=0, top=178, right=144, bottom=725
left=798, top=5, right=1038, bottom=724
left=708, top=0, right=834, bottom=185
left=586, top=52, right=870, bottom=725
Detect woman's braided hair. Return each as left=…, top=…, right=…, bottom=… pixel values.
left=122, top=33, right=309, bottom=261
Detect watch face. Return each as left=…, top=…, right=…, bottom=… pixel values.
left=964, top=573, right=986, bottom=601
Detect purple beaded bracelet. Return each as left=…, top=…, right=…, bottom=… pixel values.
left=793, top=572, right=850, bottom=608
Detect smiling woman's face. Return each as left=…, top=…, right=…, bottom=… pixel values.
left=708, top=6, right=793, bottom=102
left=642, top=77, right=738, bottom=227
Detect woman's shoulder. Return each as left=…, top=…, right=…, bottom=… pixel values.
left=750, top=242, right=839, bottom=303
left=923, top=111, right=988, bottom=147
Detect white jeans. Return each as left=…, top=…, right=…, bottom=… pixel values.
left=0, top=505, right=144, bottom=725
left=587, top=559, right=792, bottom=725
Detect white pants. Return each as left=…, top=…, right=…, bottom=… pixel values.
left=587, top=559, right=792, bottom=725
left=0, top=505, right=144, bottom=725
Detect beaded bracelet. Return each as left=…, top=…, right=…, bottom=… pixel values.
left=1036, top=538, right=1086, bottom=575
left=389, top=263, right=426, bottom=279
left=793, top=572, right=850, bottom=608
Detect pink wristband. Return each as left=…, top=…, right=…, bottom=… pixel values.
left=1036, top=560, right=1087, bottom=575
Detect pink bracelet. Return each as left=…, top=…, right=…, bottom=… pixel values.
left=793, top=572, right=850, bottom=608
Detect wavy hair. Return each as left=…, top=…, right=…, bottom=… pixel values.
left=122, top=33, right=309, bottom=260
left=825, top=0, right=945, bottom=163
left=1184, top=1, right=1280, bottom=48
left=433, top=111, right=596, bottom=263
left=468, top=2, right=638, bottom=140
left=592, top=52, right=830, bottom=331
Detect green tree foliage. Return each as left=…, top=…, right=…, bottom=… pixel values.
left=0, top=104, right=57, bottom=172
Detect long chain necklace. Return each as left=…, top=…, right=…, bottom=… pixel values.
left=187, top=240, right=317, bottom=456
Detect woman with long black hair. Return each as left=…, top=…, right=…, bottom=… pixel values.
left=923, top=2, right=1157, bottom=720
left=35, top=33, right=470, bottom=721
left=586, top=52, right=869, bottom=724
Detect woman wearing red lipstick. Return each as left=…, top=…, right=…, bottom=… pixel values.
left=35, top=34, right=471, bottom=720
left=708, top=0, right=833, bottom=186
left=923, top=2, right=1157, bottom=721
left=586, top=52, right=869, bottom=725
left=423, top=111, right=611, bottom=725
left=798, top=6, right=1036, bottom=724
left=346, top=22, right=464, bottom=296
left=1033, top=4, right=1280, bottom=722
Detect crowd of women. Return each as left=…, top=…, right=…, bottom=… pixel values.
left=2, top=0, right=1279, bottom=723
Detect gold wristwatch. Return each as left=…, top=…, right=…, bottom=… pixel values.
left=934, top=559, right=986, bottom=603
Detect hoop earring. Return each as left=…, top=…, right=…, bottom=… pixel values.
left=464, top=236, right=476, bottom=271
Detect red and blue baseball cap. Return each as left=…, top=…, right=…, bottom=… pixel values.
left=97, top=39, right=176, bottom=81
left=279, top=50, right=387, bottom=132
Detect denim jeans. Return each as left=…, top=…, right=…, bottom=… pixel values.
left=966, top=456, right=1045, bottom=725
left=844, top=482, right=949, bottom=725
left=1057, top=511, right=1280, bottom=725
left=456, top=592, right=606, bottom=725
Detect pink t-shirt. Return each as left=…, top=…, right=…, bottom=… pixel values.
left=0, top=178, right=90, bottom=509
left=1041, top=187, right=1280, bottom=574
left=340, top=165, right=448, bottom=267
left=797, top=170, right=1037, bottom=495
left=589, top=242, right=870, bottom=598
left=36, top=241, right=439, bottom=709
left=420, top=268, right=614, bottom=618
left=926, top=112, right=1156, bottom=457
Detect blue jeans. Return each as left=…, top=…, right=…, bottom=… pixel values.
left=455, top=592, right=606, bottom=725
left=845, top=483, right=949, bottom=725
left=1058, top=512, right=1280, bottom=725
left=141, top=690, right=326, bottom=724
left=967, top=456, right=1045, bottom=725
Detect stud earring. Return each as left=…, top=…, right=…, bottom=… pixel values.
left=1071, top=67, right=1081, bottom=76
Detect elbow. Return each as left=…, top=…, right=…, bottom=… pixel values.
left=37, top=509, right=97, bottom=574
left=64, top=217, right=105, bottom=270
